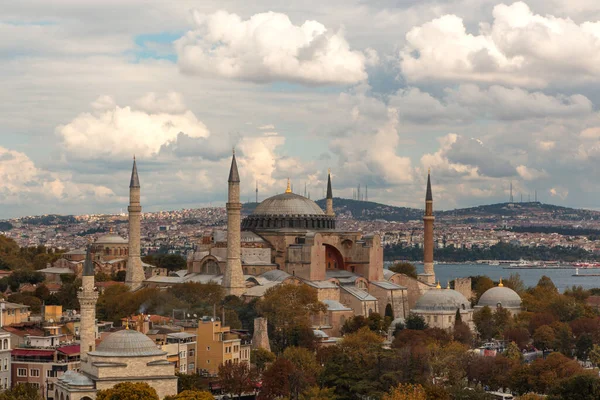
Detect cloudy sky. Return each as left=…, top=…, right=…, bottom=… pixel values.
left=3, top=0, right=600, bottom=218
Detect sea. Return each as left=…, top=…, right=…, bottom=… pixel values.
left=405, top=263, right=600, bottom=292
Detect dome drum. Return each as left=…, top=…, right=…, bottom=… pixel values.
left=242, top=214, right=335, bottom=230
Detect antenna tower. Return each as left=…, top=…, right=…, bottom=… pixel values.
left=509, top=182, right=514, bottom=203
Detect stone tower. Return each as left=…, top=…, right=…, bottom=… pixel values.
left=222, top=151, right=245, bottom=297
left=126, top=157, right=145, bottom=290
left=78, top=245, right=98, bottom=361
left=326, top=169, right=334, bottom=216
left=251, top=317, right=271, bottom=352
left=419, top=169, right=436, bottom=285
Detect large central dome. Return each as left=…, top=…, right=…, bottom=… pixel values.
left=242, top=192, right=335, bottom=231
left=253, top=192, right=325, bottom=216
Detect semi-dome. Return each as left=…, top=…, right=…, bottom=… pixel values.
left=413, top=288, right=471, bottom=312
left=58, top=370, right=94, bottom=386
left=477, top=286, right=521, bottom=309
left=95, top=232, right=128, bottom=245
left=89, top=329, right=165, bottom=357
left=242, top=192, right=335, bottom=231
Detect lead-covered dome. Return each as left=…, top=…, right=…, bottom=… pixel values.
left=90, top=329, right=165, bottom=357
left=95, top=232, right=128, bottom=245
left=414, top=288, right=471, bottom=312
left=243, top=192, right=335, bottom=231
left=477, top=286, right=521, bottom=309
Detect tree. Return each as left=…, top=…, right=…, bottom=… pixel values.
left=259, top=358, right=295, bottom=400
left=504, top=273, right=525, bottom=295
left=472, top=276, right=494, bottom=302
left=590, top=344, right=600, bottom=367
left=176, top=372, right=210, bottom=393
left=299, top=386, right=337, bottom=400
left=504, top=341, right=523, bottom=362
left=533, top=325, right=555, bottom=350
left=96, top=382, right=159, bottom=400
left=576, top=334, right=593, bottom=361
left=282, top=347, right=321, bottom=399
left=0, top=383, right=42, bottom=400
left=492, top=307, right=512, bottom=334
left=473, top=306, right=495, bottom=340
left=453, top=322, right=473, bottom=345
left=341, top=315, right=369, bottom=335
left=389, top=262, right=417, bottom=279
left=164, top=391, right=214, bottom=400
left=549, top=373, right=600, bottom=400
left=405, top=313, right=427, bottom=330
left=553, top=322, right=574, bottom=356
left=455, top=308, right=462, bottom=324
left=218, top=362, right=257, bottom=399
left=257, top=285, right=325, bottom=353
left=383, top=383, right=427, bottom=400
left=251, top=348, right=276, bottom=373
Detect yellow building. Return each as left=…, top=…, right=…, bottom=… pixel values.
left=195, top=318, right=250, bottom=375
left=0, top=301, right=30, bottom=327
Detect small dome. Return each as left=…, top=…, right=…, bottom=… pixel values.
left=95, top=232, right=128, bottom=245
left=59, top=370, right=94, bottom=386
left=477, top=286, right=521, bottom=309
left=253, top=193, right=325, bottom=216
left=414, top=288, right=471, bottom=312
left=90, top=329, right=165, bottom=357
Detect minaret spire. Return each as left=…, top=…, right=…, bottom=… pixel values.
left=326, top=169, right=334, bottom=216
left=419, top=168, right=436, bottom=285
left=223, top=150, right=245, bottom=297
left=126, top=157, right=145, bottom=289
left=78, top=244, right=98, bottom=361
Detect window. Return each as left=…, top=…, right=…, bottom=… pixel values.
left=31, top=383, right=40, bottom=388
left=188, top=349, right=195, bottom=357
left=2, top=339, right=7, bottom=350
left=448, top=316, right=452, bottom=323
left=207, top=360, right=210, bottom=364
left=189, top=363, right=195, bottom=371
left=206, top=346, right=210, bottom=351
left=426, top=316, right=431, bottom=323
left=47, top=370, right=57, bottom=378
left=433, top=316, right=438, bottom=323
left=30, top=369, right=40, bottom=377
left=3, top=358, right=6, bottom=371
left=17, top=368, right=27, bottom=377
left=180, top=351, right=186, bottom=359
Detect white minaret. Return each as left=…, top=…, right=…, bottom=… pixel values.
left=78, top=245, right=98, bottom=360
left=222, top=150, right=245, bottom=297
left=126, top=157, right=145, bottom=289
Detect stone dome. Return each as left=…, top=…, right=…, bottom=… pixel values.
left=413, top=288, right=471, bottom=312
left=58, top=370, right=94, bottom=386
left=242, top=192, right=335, bottom=231
left=477, top=286, right=522, bottom=309
left=95, top=232, right=128, bottom=245
left=253, top=193, right=325, bottom=216
left=90, top=329, right=165, bottom=357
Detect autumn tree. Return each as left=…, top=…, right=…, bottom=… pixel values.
left=218, top=362, right=258, bottom=399
left=549, top=373, right=600, bottom=400
left=164, top=390, right=214, bottom=400
left=299, top=386, right=337, bottom=400
left=96, top=382, right=159, bottom=400
left=383, top=383, right=427, bottom=400
left=282, top=346, right=321, bottom=399
left=405, top=313, right=427, bottom=330
left=257, top=284, right=325, bottom=353
left=473, top=306, right=495, bottom=339
left=590, top=344, right=600, bottom=367
left=251, top=348, right=276, bottom=373
left=259, top=358, right=295, bottom=400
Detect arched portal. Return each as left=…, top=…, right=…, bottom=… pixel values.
left=323, top=244, right=345, bottom=271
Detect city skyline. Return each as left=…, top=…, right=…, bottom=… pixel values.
left=3, top=1, right=600, bottom=218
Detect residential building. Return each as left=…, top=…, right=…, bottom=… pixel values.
left=0, top=330, right=10, bottom=391
left=196, top=318, right=250, bottom=375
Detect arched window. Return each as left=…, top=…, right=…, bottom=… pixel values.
left=2, top=339, right=7, bottom=350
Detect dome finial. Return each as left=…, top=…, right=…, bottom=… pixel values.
left=498, top=277, right=504, bottom=287
left=285, top=178, right=292, bottom=193
left=125, top=318, right=129, bottom=330
left=436, top=281, right=441, bottom=289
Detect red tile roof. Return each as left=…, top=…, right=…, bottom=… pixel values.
left=11, top=349, right=55, bottom=357
left=57, top=345, right=80, bottom=355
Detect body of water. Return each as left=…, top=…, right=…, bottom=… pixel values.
left=411, top=263, right=600, bottom=292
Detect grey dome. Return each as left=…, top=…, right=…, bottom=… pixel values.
left=95, top=233, right=128, bottom=245
left=477, top=286, right=521, bottom=309
left=59, top=370, right=94, bottom=386
left=253, top=193, right=325, bottom=216
left=414, top=288, right=471, bottom=312
left=90, top=329, right=165, bottom=357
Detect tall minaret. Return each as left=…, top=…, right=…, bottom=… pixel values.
left=326, top=169, right=334, bottom=216
left=420, top=169, right=436, bottom=284
left=78, top=245, right=98, bottom=360
left=126, top=157, right=145, bottom=289
left=222, top=150, right=245, bottom=297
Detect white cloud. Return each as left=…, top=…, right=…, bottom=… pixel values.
left=175, top=10, right=369, bottom=85
left=57, top=93, right=209, bottom=160
left=516, top=165, right=548, bottom=180
left=0, top=146, right=116, bottom=206
left=400, top=1, right=600, bottom=88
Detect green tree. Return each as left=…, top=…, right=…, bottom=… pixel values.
left=96, top=382, right=159, bottom=400
left=251, top=348, right=276, bottom=373
left=299, top=386, right=337, bottom=400
left=176, top=372, right=209, bottom=393
left=405, top=313, right=427, bottom=330
left=533, top=325, right=555, bottom=350
left=282, top=347, right=321, bottom=399
left=389, top=262, right=417, bottom=279
left=473, top=306, right=495, bottom=340
left=504, top=273, right=525, bottom=295
left=549, top=373, right=600, bottom=400
left=576, top=334, right=593, bottom=361
left=504, top=341, right=523, bottom=361
left=0, top=383, right=42, bottom=400
left=257, top=285, right=325, bottom=353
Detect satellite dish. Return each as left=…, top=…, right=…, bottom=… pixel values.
left=187, top=313, right=190, bottom=318
left=193, top=314, right=197, bottom=318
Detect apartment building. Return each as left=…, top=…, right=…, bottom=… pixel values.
left=196, top=318, right=250, bottom=375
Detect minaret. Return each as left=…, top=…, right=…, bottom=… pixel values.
left=78, top=245, right=98, bottom=360
left=126, top=157, right=145, bottom=289
left=326, top=169, right=334, bottom=216
left=222, top=150, right=245, bottom=297
left=420, top=169, right=436, bottom=284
